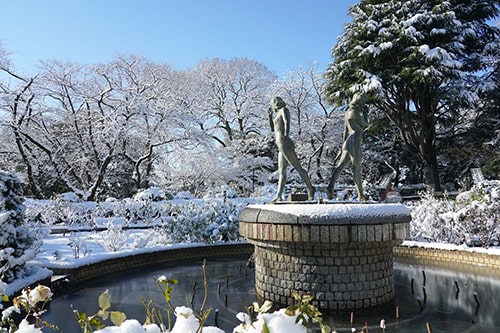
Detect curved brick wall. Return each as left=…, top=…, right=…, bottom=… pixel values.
left=49, top=243, right=253, bottom=294
left=394, top=244, right=500, bottom=276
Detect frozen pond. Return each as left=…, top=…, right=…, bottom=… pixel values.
left=42, top=255, right=500, bottom=332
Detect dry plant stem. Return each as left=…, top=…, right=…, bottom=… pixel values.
left=196, top=259, right=212, bottom=333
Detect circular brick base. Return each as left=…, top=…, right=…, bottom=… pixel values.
left=253, top=241, right=397, bottom=311
left=239, top=203, right=410, bottom=311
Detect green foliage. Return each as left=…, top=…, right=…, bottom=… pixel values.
left=72, top=289, right=127, bottom=333
left=286, top=293, right=331, bottom=333
left=0, top=172, right=39, bottom=282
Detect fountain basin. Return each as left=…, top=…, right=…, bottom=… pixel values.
left=239, top=203, right=411, bottom=311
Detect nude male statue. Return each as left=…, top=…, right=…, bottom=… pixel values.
left=268, top=96, right=315, bottom=202
left=326, top=93, right=369, bottom=201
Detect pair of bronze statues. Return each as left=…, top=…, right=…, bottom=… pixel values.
left=268, top=94, right=368, bottom=202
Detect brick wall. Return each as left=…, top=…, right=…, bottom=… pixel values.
left=50, top=243, right=253, bottom=293
left=394, top=245, right=500, bottom=276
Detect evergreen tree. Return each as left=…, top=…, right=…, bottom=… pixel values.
left=326, top=0, right=499, bottom=191
left=0, top=172, right=37, bottom=282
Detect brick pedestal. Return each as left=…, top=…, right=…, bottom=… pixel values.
left=239, top=203, right=411, bottom=311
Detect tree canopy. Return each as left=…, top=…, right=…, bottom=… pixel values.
left=326, top=0, right=500, bottom=191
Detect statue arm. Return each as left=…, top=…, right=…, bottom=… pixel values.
left=268, top=107, right=275, bottom=132
left=282, top=108, right=291, bottom=137
left=362, top=107, right=369, bottom=129
left=347, top=110, right=369, bottom=132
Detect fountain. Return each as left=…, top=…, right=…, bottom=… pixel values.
left=42, top=254, right=500, bottom=333
left=239, top=202, right=411, bottom=311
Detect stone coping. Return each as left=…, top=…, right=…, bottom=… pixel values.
left=240, top=203, right=411, bottom=225
left=394, top=244, right=500, bottom=277
left=49, top=243, right=253, bottom=295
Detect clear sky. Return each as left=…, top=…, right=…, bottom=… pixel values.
left=0, top=0, right=357, bottom=77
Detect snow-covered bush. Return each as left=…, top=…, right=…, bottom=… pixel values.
left=25, top=199, right=96, bottom=228
left=161, top=198, right=246, bottom=244
left=409, top=181, right=500, bottom=246
left=453, top=181, right=500, bottom=246
left=97, top=221, right=129, bottom=252
left=0, top=172, right=39, bottom=283
left=55, top=192, right=81, bottom=203
left=134, top=187, right=172, bottom=202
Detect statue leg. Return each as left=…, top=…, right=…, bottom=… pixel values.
left=284, top=151, right=315, bottom=200
left=351, top=145, right=366, bottom=201
left=326, top=150, right=349, bottom=199
left=271, top=152, right=288, bottom=202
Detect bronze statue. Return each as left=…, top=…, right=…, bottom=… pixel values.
left=268, top=96, right=315, bottom=202
left=326, top=93, right=369, bottom=201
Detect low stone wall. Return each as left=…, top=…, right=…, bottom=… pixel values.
left=394, top=244, right=500, bottom=276
left=50, top=243, right=253, bottom=293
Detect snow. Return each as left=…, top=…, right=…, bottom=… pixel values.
left=403, top=13, right=426, bottom=27
left=402, top=240, right=500, bottom=256
left=379, top=41, right=393, bottom=50
left=30, top=233, right=234, bottom=270
left=249, top=202, right=410, bottom=219
left=94, top=319, right=161, bottom=333
left=4, top=266, right=52, bottom=296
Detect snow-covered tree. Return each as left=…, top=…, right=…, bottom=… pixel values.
left=326, top=0, right=500, bottom=191
left=193, top=57, right=276, bottom=145
left=0, top=172, right=38, bottom=282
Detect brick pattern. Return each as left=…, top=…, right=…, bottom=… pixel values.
left=239, top=221, right=409, bottom=243
left=253, top=242, right=396, bottom=311
left=394, top=245, right=500, bottom=276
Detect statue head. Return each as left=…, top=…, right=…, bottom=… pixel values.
left=351, top=92, right=365, bottom=106
left=270, top=96, right=286, bottom=110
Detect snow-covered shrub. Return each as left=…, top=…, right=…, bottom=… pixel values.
left=134, top=187, right=172, bottom=202
left=25, top=199, right=96, bottom=228
left=68, top=236, right=90, bottom=258
left=452, top=181, right=500, bottom=246
left=409, top=190, right=457, bottom=243
left=0, top=172, right=39, bottom=283
left=97, top=220, right=128, bottom=252
left=173, top=191, right=195, bottom=200
left=55, top=192, right=81, bottom=203
left=161, top=198, right=246, bottom=244
left=409, top=181, right=500, bottom=246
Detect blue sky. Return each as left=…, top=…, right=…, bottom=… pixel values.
left=1, top=0, right=357, bottom=77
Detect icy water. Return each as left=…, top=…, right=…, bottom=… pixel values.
left=42, top=255, right=500, bottom=332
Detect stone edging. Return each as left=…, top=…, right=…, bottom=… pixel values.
left=394, top=244, right=500, bottom=276
left=49, top=243, right=254, bottom=294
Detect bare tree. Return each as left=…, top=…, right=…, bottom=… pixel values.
left=193, top=58, right=276, bottom=145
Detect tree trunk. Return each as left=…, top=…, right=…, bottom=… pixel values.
left=417, top=87, right=441, bottom=192
left=420, top=143, right=441, bottom=192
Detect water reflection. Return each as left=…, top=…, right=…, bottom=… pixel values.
left=42, top=256, right=500, bottom=333
left=43, top=256, right=255, bottom=333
